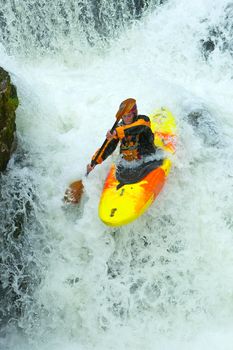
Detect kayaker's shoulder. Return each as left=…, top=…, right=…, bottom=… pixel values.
left=137, top=114, right=150, bottom=122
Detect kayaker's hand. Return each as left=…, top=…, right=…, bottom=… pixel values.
left=106, top=129, right=117, bottom=140
left=86, top=163, right=95, bottom=174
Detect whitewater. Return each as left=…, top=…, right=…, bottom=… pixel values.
left=1, top=0, right=233, bottom=349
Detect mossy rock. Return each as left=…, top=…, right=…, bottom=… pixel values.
left=0, top=67, right=19, bottom=171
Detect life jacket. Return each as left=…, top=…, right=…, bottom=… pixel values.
left=120, top=135, right=141, bottom=161
left=116, top=116, right=153, bottom=161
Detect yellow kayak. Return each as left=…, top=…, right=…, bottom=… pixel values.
left=98, top=107, right=177, bottom=226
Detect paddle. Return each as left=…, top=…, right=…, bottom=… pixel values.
left=64, top=118, right=121, bottom=204
left=63, top=98, right=137, bottom=204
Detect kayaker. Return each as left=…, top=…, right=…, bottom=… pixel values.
left=87, top=98, right=157, bottom=174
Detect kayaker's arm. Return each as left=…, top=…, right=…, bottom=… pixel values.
left=124, top=124, right=154, bottom=141
left=115, top=115, right=153, bottom=140
left=116, top=124, right=155, bottom=146
left=93, top=138, right=119, bottom=164
left=86, top=137, right=119, bottom=173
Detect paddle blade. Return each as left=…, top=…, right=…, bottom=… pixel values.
left=64, top=180, right=84, bottom=204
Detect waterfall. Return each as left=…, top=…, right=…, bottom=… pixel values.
left=1, top=0, right=233, bottom=349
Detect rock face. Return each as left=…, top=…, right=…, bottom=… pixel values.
left=0, top=67, right=19, bottom=171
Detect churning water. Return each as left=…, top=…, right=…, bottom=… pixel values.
left=1, top=0, right=233, bottom=349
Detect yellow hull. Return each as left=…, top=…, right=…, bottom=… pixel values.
left=98, top=107, right=177, bottom=226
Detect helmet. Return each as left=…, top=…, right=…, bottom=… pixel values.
left=116, top=98, right=138, bottom=119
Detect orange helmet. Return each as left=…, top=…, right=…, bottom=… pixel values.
left=116, top=98, right=138, bottom=119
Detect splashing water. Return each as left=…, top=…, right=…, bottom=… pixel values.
left=1, top=0, right=233, bottom=349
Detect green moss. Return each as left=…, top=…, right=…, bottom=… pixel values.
left=0, top=67, right=19, bottom=171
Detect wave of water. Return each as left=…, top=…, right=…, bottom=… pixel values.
left=0, top=0, right=162, bottom=59
left=1, top=0, right=233, bottom=349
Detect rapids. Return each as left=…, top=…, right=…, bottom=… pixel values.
left=1, top=0, right=233, bottom=349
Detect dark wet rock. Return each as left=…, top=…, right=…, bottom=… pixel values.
left=0, top=67, right=19, bottom=171
left=201, top=38, right=215, bottom=60
left=186, top=109, right=220, bottom=147
left=201, top=4, right=233, bottom=60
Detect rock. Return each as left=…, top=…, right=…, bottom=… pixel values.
left=201, top=4, right=233, bottom=60
left=186, top=108, right=220, bottom=147
left=0, top=67, right=19, bottom=171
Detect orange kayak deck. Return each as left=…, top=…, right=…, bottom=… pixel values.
left=98, top=159, right=172, bottom=226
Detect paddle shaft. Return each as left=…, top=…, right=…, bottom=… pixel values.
left=90, top=119, right=120, bottom=168
left=66, top=117, right=121, bottom=203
